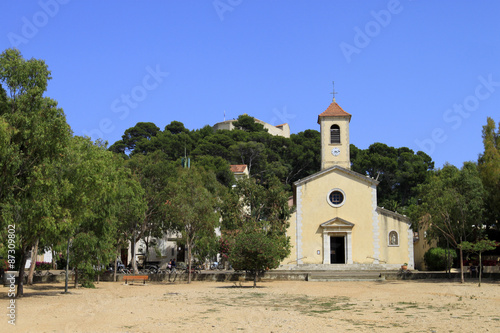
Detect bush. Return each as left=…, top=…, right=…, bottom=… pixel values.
left=424, top=247, right=457, bottom=271
left=78, top=265, right=96, bottom=288
left=56, top=254, right=67, bottom=270
left=35, top=261, right=52, bottom=270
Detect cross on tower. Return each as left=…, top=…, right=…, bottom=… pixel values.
left=330, top=81, right=338, bottom=102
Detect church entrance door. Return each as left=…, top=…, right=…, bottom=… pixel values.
left=330, top=236, right=345, bottom=264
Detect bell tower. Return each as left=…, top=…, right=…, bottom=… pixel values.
left=318, top=98, right=351, bottom=170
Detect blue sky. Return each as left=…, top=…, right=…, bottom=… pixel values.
left=1, top=0, right=499, bottom=169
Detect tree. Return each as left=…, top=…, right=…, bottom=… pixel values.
left=111, top=164, right=147, bottom=282
left=194, top=155, right=234, bottom=187
left=232, top=114, right=267, bottom=133
left=478, top=117, right=500, bottom=228
left=61, top=137, right=128, bottom=289
left=414, top=162, right=485, bottom=283
left=230, top=229, right=288, bottom=287
left=351, top=143, right=434, bottom=211
left=224, top=177, right=291, bottom=287
left=109, top=122, right=160, bottom=155
left=460, top=239, right=498, bottom=286
left=165, top=120, right=189, bottom=135
left=166, top=167, right=221, bottom=283
left=285, top=130, right=321, bottom=185
left=423, top=247, right=457, bottom=271
left=0, top=49, right=72, bottom=297
left=126, top=151, right=175, bottom=273
left=230, top=141, right=266, bottom=174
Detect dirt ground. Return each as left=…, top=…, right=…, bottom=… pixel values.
left=2, top=278, right=499, bottom=332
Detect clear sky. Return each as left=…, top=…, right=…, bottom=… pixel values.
left=1, top=0, right=499, bottom=169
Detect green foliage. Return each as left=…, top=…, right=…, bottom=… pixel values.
left=165, top=120, right=189, bottom=134
left=286, top=130, right=321, bottom=184
left=230, top=141, right=266, bottom=174
left=223, top=177, right=291, bottom=287
left=110, top=117, right=326, bottom=192
left=0, top=49, right=72, bottom=296
left=63, top=137, right=135, bottom=286
left=460, top=239, right=498, bottom=286
left=413, top=162, right=485, bottom=248
left=232, top=114, right=267, bottom=133
left=166, top=167, right=221, bottom=282
left=478, top=117, right=500, bottom=228
left=194, top=155, right=234, bottom=187
left=230, top=228, right=288, bottom=271
left=423, top=247, right=457, bottom=271
left=460, top=239, right=497, bottom=254
left=350, top=142, right=434, bottom=211
left=124, top=151, right=174, bottom=272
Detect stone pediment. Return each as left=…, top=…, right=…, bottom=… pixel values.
left=293, top=165, right=379, bottom=187
left=320, top=217, right=355, bottom=229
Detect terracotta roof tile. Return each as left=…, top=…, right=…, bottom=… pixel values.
left=230, top=165, right=247, bottom=173
left=317, top=101, right=351, bottom=123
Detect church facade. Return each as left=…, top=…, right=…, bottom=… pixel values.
left=281, top=100, right=414, bottom=270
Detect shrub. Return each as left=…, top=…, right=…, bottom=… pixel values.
left=35, top=261, right=52, bottom=270
left=424, top=247, right=457, bottom=271
left=56, top=254, right=67, bottom=270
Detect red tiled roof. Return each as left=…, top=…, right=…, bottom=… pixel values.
left=275, top=123, right=287, bottom=128
left=230, top=165, right=247, bottom=173
left=317, top=101, right=351, bottom=123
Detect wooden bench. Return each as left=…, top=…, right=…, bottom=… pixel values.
left=123, top=275, right=149, bottom=285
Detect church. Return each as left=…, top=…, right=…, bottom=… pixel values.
left=281, top=99, right=414, bottom=270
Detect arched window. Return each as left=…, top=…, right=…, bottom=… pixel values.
left=388, top=231, right=399, bottom=246
left=330, top=125, right=340, bottom=144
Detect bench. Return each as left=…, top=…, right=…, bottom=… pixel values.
left=123, top=275, right=149, bottom=285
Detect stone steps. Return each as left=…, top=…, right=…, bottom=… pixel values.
left=306, top=271, right=385, bottom=282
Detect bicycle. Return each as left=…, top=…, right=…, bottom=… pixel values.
left=60, top=268, right=75, bottom=275
left=397, top=267, right=412, bottom=279
left=118, top=267, right=132, bottom=275
left=183, top=265, right=202, bottom=275
left=146, top=265, right=159, bottom=274
left=167, top=267, right=178, bottom=282
left=210, top=262, right=224, bottom=270
left=35, top=269, right=53, bottom=276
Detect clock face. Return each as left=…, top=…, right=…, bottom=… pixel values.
left=331, top=148, right=341, bottom=156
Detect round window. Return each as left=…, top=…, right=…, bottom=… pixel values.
left=327, top=189, right=345, bottom=207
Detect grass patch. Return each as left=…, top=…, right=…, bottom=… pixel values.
left=199, top=293, right=353, bottom=317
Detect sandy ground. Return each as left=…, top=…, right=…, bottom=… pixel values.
left=2, top=278, right=499, bottom=333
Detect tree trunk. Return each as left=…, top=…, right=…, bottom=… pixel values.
left=113, top=249, right=119, bottom=282
left=253, top=265, right=258, bottom=288
left=52, top=249, right=57, bottom=269
left=144, top=232, right=150, bottom=264
left=16, top=249, right=28, bottom=298
left=187, top=233, right=192, bottom=284
left=459, top=247, right=464, bottom=283
left=478, top=251, right=482, bottom=287
left=132, top=234, right=138, bottom=274
left=64, top=237, right=70, bottom=294
left=97, top=259, right=100, bottom=284
left=27, top=238, right=39, bottom=285
left=74, top=268, right=79, bottom=289
left=446, top=240, right=450, bottom=279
